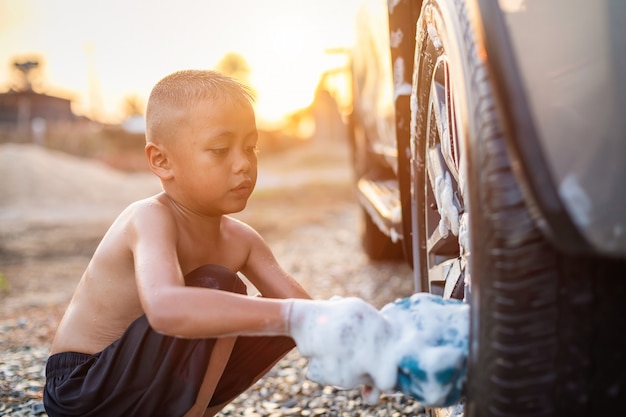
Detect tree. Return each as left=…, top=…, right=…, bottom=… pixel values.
left=122, top=94, right=144, bottom=117
left=215, top=52, right=252, bottom=87
left=12, top=58, right=42, bottom=92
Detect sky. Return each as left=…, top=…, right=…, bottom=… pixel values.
left=0, top=0, right=361, bottom=126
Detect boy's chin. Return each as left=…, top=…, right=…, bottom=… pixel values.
left=225, top=201, right=249, bottom=214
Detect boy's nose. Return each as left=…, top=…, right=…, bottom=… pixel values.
left=233, top=149, right=253, bottom=173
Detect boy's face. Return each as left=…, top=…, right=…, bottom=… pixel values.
left=166, top=97, right=258, bottom=216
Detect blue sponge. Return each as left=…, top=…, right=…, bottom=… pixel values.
left=380, top=293, right=469, bottom=406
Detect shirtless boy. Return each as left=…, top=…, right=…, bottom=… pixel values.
left=42, top=69, right=362, bottom=417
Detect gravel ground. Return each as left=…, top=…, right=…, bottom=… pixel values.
left=0, top=141, right=427, bottom=416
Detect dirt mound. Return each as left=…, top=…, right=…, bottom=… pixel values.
left=0, top=143, right=160, bottom=224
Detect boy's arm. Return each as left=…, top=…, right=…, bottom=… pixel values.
left=237, top=222, right=311, bottom=300
left=129, top=201, right=292, bottom=338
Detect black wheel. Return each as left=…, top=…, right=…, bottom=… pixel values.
left=350, top=100, right=404, bottom=261
left=360, top=206, right=404, bottom=261
left=408, top=0, right=626, bottom=416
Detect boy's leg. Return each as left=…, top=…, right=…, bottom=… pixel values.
left=186, top=265, right=297, bottom=414
left=207, top=334, right=296, bottom=409
left=182, top=337, right=237, bottom=417
left=182, top=264, right=249, bottom=417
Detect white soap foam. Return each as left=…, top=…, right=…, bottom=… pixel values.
left=381, top=294, right=469, bottom=405
left=290, top=293, right=469, bottom=406
left=435, top=172, right=460, bottom=238
left=290, top=297, right=397, bottom=392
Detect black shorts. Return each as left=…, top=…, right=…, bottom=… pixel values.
left=43, top=264, right=295, bottom=417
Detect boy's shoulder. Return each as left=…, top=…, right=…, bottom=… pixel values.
left=222, top=215, right=262, bottom=240
left=123, top=194, right=172, bottom=219
left=114, top=193, right=177, bottom=234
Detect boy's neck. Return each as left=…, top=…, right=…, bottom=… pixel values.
left=161, top=192, right=225, bottom=230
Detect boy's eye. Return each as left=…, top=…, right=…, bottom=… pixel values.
left=210, top=148, right=229, bottom=155
left=208, top=145, right=258, bottom=156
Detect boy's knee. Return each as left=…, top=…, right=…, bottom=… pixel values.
left=184, top=264, right=245, bottom=294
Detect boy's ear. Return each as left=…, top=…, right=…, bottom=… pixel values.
left=145, top=142, right=174, bottom=180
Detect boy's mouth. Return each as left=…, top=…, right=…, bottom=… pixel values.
left=232, top=179, right=253, bottom=194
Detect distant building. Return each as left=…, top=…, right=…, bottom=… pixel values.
left=0, top=90, right=76, bottom=127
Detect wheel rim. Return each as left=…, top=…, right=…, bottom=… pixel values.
left=411, top=32, right=467, bottom=299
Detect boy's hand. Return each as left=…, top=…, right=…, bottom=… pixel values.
left=287, top=297, right=397, bottom=399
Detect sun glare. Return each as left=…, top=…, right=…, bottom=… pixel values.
left=221, top=6, right=357, bottom=127
left=0, top=0, right=361, bottom=125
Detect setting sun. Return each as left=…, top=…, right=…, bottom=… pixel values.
left=0, top=0, right=360, bottom=126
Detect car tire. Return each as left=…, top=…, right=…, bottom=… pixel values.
left=350, top=106, right=404, bottom=261
left=360, top=207, right=404, bottom=261
left=409, top=0, right=626, bottom=416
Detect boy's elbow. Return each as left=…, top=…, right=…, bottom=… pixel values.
left=143, top=294, right=185, bottom=336
left=145, top=311, right=175, bottom=335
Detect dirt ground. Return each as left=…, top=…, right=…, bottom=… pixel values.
left=0, top=138, right=413, bottom=348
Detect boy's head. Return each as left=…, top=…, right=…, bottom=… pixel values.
left=144, top=70, right=259, bottom=215
left=145, top=69, right=254, bottom=145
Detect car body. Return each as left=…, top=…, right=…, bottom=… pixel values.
left=349, top=0, right=626, bottom=415
left=482, top=0, right=626, bottom=257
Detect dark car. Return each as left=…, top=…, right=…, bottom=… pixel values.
left=348, top=0, right=626, bottom=415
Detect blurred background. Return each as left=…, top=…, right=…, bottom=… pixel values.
left=0, top=0, right=361, bottom=168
